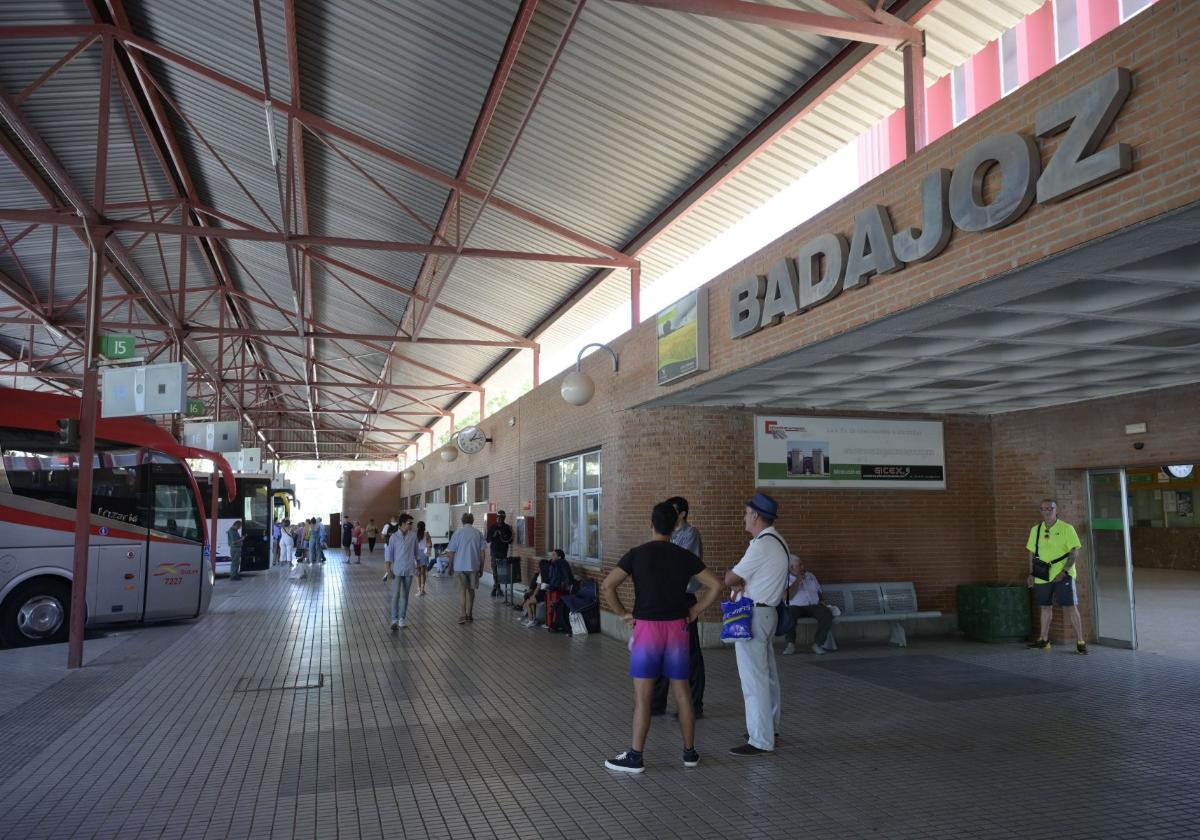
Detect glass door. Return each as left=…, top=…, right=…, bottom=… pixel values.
left=1087, top=469, right=1136, bottom=648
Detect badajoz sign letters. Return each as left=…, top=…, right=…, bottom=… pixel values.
left=730, top=68, right=1134, bottom=340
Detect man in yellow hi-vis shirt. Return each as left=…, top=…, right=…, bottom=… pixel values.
left=1025, top=499, right=1085, bottom=654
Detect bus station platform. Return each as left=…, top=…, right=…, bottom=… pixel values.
left=1, top=553, right=1198, bottom=840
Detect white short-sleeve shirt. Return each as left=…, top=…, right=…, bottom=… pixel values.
left=731, top=526, right=790, bottom=605
left=787, top=571, right=821, bottom=607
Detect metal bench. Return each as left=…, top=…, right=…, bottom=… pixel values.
left=794, top=582, right=942, bottom=649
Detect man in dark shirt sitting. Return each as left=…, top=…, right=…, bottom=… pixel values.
left=601, top=501, right=721, bottom=774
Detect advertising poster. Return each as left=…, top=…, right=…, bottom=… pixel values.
left=656, top=289, right=709, bottom=385
left=755, top=416, right=946, bottom=490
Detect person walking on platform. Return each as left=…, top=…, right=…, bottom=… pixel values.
left=227, top=519, right=244, bottom=581
left=602, top=501, right=720, bottom=773
left=342, top=517, right=353, bottom=558
left=1026, top=498, right=1086, bottom=654
left=351, top=521, right=363, bottom=564
left=278, top=519, right=294, bottom=566
left=367, top=518, right=380, bottom=554
left=444, top=512, right=486, bottom=624
left=306, top=518, right=320, bottom=566
left=385, top=514, right=417, bottom=630
left=652, top=496, right=706, bottom=719
left=415, top=521, right=432, bottom=595
left=725, top=492, right=790, bottom=757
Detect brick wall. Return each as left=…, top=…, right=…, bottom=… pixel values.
left=991, top=382, right=1200, bottom=638
left=395, top=2, right=1199, bottom=638
left=341, top=471, right=403, bottom=534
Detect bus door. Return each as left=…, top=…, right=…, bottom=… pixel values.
left=88, top=454, right=148, bottom=625
left=238, top=478, right=272, bottom=572
left=143, top=461, right=206, bottom=620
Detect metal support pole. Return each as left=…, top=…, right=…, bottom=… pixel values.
left=479, top=388, right=485, bottom=421
left=902, top=33, right=926, bottom=156
left=67, top=224, right=110, bottom=669
left=630, top=263, right=641, bottom=328
left=533, top=345, right=540, bottom=389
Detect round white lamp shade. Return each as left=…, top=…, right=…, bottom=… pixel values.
left=401, top=469, right=415, bottom=481
left=440, top=447, right=458, bottom=462
left=561, top=370, right=595, bottom=406
left=335, top=477, right=344, bottom=489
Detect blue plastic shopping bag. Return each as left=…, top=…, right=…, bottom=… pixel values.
left=720, top=596, right=755, bottom=643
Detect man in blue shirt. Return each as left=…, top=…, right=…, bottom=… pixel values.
left=444, top=512, right=486, bottom=624
left=385, top=514, right=418, bottom=629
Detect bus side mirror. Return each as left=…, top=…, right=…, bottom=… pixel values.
left=57, top=418, right=79, bottom=447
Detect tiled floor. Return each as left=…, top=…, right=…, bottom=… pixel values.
left=2, top=551, right=1200, bottom=840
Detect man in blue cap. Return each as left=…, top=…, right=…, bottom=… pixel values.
left=724, top=492, right=790, bottom=756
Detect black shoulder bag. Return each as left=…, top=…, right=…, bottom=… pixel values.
left=1030, top=525, right=1071, bottom=581
left=757, top=533, right=796, bottom=638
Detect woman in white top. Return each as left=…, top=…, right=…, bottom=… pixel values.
left=278, top=520, right=295, bottom=566
left=414, top=521, right=433, bottom=595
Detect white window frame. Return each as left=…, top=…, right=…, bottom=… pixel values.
left=546, top=450, right=601, bottom=566
left=1118, top=0, right=1153, bottom=22
left=950, top=64, right=968, bottom=127
left=425, top=488, right=442, bottom=505
left=447, top=481, right=467, bottom=505
left=999, top=27, right=1019, bottom=96
left=1053, top=0, right=1080, bottom=62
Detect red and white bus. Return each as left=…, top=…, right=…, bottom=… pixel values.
left=0, top=387, right=234, bottom=647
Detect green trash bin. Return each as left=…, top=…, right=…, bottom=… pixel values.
left=957, top=584, right=1031, bottom=643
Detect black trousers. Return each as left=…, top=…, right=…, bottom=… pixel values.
left=651, top=618, right=704, bottom=714
left=785, top=603, right=834, bottom=645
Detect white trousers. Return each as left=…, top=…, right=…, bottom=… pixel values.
left=734, top=606, right=781, bottom=751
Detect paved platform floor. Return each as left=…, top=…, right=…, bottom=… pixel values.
left=2, top=552, right=1199, bottom=840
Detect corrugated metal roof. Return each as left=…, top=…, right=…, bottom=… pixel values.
left=0, top=0, right=1060, bottom=457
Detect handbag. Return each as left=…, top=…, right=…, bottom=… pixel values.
left=569, top=611, right=589, bottom=636
left=720, top=596, right=755, bottom=642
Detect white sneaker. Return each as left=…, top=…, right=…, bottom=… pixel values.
left=811, top=643, right=827, bottom=655
left=397, top=618, right=407, bottom=628
left=782, top=643, right=796, bottom=655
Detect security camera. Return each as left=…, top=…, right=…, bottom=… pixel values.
left=1133, top=441, right=1145, bottom=450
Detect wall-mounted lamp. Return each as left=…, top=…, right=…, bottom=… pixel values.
left=401, top=469, right=415, bottom=481
left=561, top=343, right=619, bottom=406
left=440, top=446, right=458, bottom=462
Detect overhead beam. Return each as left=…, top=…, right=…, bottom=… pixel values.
left=609, top=0, right=921, bottom=46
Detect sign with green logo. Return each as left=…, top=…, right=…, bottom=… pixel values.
left=186, top=399, right=207, bottom=417
left=99, top=335, right=136, bottom=360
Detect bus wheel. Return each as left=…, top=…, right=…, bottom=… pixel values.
left=0, top=579, right=71, bottom=647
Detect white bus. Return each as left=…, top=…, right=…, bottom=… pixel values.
left=0, top=387, right=235, bottom=647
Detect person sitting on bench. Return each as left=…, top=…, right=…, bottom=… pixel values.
left=520, top=559, right=552, bottom=628
left=782, top=554, right=834, bottom=656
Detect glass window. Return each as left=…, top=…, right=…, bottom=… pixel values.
left=409, top=493, right=421, bottom=509
left=546, top=451, right=600, bottom=564
left=1, top=430, right=148, bottom=527
left=1119, top=0, right=1153, bottom=23
left=1054, top=0, right=1079, bottom=60
left=447, top=482, right=466, bottom=505
left=999, top=28, right=1019, bottom=95
left=951, top=64, right=968, bottom=127
left=153, top=481, right=202, bottom=542
left=425, top=488, right=442, bottom=505
left=475, top=475, right=489, bottom=502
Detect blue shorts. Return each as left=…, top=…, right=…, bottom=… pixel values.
left=1035, top=577, right=1076, bottom=607
left=628, top=619, right=689, bottom=681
